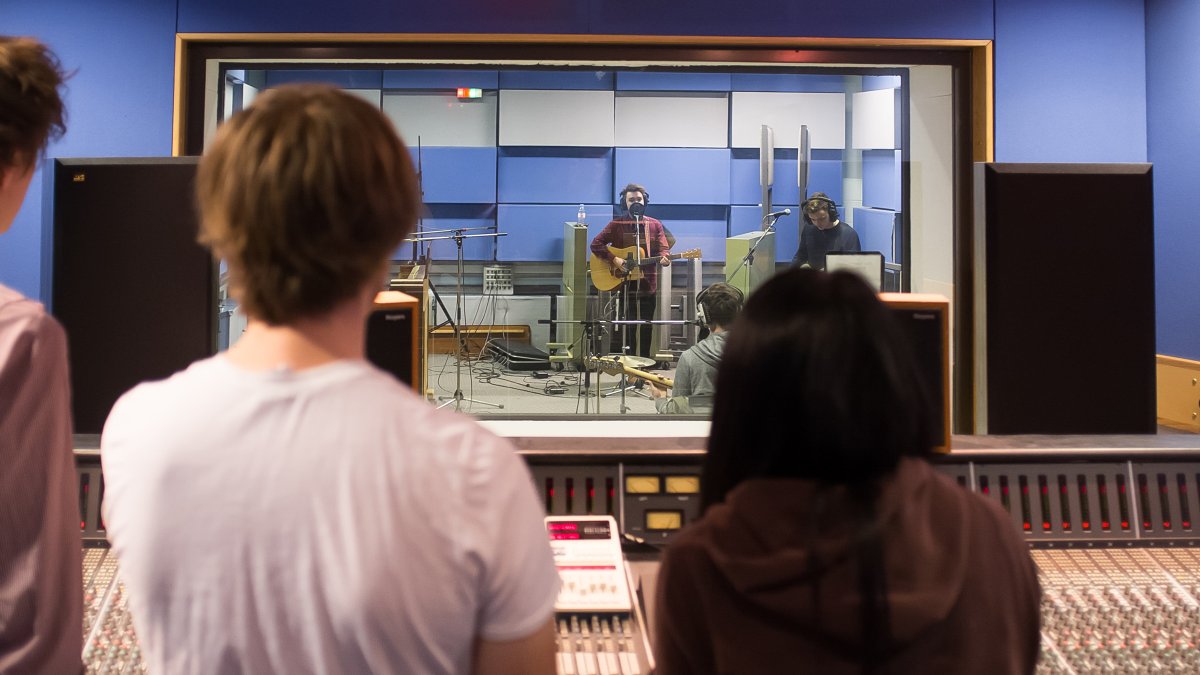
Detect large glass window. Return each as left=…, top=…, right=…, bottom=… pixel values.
left=200, top=52, right=960, bottom=423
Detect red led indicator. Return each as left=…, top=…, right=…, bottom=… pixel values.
left=1185, top=521, right=1192, bottom=529
left=1121, top=520, right=1130, bottom=529
left=1164, top=521, right=1172, bottom=529
left=1082, top=521, right=1091, bottom=529
left=1062, top=522, right=1070, bottom=529
left=1023, top=522, right=1031, bottom=531
left=1042, top=521, right=1051, bottom=531
left=1001, top=485, right=1009, bottom=495
left=1102, top=520, right=1111, bottom=530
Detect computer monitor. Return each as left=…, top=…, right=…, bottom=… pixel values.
left=825, top=251, right=884, bottom=291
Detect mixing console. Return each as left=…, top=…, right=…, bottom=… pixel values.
left=74, top=446, right=1200, bottom=673
left=81, top=545, right=145, bottom=674
left=1034, top=547, right=1200, bottom=674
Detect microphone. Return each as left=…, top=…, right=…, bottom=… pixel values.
left=628, top=202, right=646, bottom=218
left=765, top=208, right=791, bottom=219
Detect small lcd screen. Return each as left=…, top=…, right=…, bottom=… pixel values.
left=546, top=520, right=612, bottom=540
left=665, top=476, right=700, bottom=494
left=626, top=476, right=661, bottom=494
left=646, top=511, right=683, bottom=530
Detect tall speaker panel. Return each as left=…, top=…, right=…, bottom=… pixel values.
left=48, top=158, right=216, bottom=435
left=973, top=163, right=1156, bottom=434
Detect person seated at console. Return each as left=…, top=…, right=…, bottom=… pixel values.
left=653, top=268, right=1041, bottom=674
left=648, top=283, right=743, bottom=414
left=792, top=192, right=860, bottom=270
left=101, top=84, right=559, bottom=674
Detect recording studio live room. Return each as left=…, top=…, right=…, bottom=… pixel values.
left=5, top=1, right=1200, bottom=673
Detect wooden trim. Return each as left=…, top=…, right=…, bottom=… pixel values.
left=1157, top=354, right=1200, bottom=431
left=1158, top=354, right=1200, bottom=369
left=971, top=41, right=994, bottom=162
left=176, top=32, right=992, bottom=48
left=173, top=34, right=186, bottom=156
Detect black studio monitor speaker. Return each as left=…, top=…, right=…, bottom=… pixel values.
left=973, top=163, right=1156, bottom=434
left=48, top=157, right=217, bottom=435
left=882, top=293, right=951, bottom=452
left=366, top=291, right=421, bottom=389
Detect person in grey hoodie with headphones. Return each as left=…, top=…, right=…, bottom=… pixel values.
left=649, top=282, right=743, bottom=414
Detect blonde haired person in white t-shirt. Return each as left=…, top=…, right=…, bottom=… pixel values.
left=101, top=84, right=559, bottom=675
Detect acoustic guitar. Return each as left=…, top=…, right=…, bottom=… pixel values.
left=587, top=355, right=675, bottom=389
left=589, top=245, right=701, bottom=292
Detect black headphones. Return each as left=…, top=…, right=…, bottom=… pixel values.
left=696, top=283, right=746, bottom=328
left=800, top=194, right=839, bottom=225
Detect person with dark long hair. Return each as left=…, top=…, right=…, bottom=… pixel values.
left=654, top=268, right=1041, bottom=674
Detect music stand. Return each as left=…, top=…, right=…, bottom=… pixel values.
left=405, top=227, right=507, bottom=411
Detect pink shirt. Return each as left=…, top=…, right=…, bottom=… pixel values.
left=0, top=284, right=83, bottom=674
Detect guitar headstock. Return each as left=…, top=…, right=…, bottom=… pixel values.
left=585, top=356, right=625, bottom=376
left=678, top=249, right=702, bottom=260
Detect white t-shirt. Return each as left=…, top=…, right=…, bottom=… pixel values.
left=101, top=355, right=559, bottom=675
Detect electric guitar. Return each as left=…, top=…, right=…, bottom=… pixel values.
left=589, top=245, right=701, bottom=292
left=587, top=355, right=675, bottom=389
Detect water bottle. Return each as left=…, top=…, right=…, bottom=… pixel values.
left=577, top=203, right=587, bottom=225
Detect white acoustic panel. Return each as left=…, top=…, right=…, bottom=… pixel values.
left=382, top=92, right=497, bottom=147
left=852, top=88, right=900, bottom=149
left=499, top=90, right=615, bottom=147
left=615, top=93, right=728, bottom=148
left=731, top=92, right=845, bottom=149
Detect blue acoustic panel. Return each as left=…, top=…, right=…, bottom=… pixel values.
left=616, top=71, right=732, bottom=91
left=862, top=149, right=901, bottom=210
left=497, top=148, right=613, bottom=204
left=807, top=150, right=845, bottom=204
left=383, top=69, right=498, bottom=90
left=615, top=148, right=730, bottom=205
left=732, top=205, right=799, bottom=264
left=862, top=75, right=902, bottom=91
left=264, top=70, right=384, bottom=89
left=729, top=149, right=804, bottom=206
left=410, top=147, right=497, bottom=204
left=852, top=207, right=897, bottom=263
left=499, top=70, right=615, bottom=90
left=730, top=73, right=846, bottom=93
left=498, top=204, right=616, bottom=261
left=642, top=205, right=730, bottom=264
left=404, top=205, right=497, bottom=261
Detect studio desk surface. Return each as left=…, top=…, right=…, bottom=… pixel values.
left=75, top=428, right=1200, bottom=674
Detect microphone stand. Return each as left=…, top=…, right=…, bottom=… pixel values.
left=724, top=213, right=782, bottom=285
left=405, top=228, right=507, bottom=412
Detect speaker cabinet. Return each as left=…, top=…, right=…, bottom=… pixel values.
left=366, top=291, right=421, bottom=389
left=48, top=158, right=216, bottom=435
left=881, top=293, right=951, bottom=453
left=973, top=163, right=1156, bottom=434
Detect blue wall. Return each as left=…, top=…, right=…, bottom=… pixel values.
left=1147, top=0, right=1200, bottom=359
left=6, top=0, right=1190, bottom=356
left=994, top=0, right=1147, bottom=163
left=0, top=0, right=177, bottom=298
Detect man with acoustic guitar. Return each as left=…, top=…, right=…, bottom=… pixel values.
left=590, top=183, right=671, bottom=361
